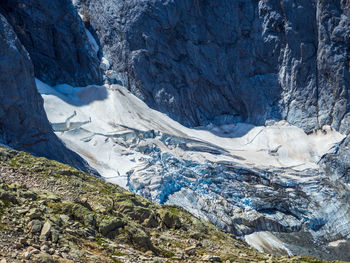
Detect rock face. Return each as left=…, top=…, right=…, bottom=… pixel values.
left=0, top=0, right=102, bottom=86
left=316, top=0, right=350, bottom=134
left=0, top=13, right=94, bottom=174
left=76, top=0, right=350, bottom=133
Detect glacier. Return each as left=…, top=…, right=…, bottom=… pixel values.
left=36, top=79, right=350, bottom=260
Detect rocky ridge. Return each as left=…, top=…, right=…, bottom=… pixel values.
left=0, top=146, right=337, bottom=263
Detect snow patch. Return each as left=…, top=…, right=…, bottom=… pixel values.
left=244, top=231, right=293, bottom=256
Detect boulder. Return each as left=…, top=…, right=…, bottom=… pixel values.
left=202, top=255, right=221, bottom=262
left=28, top=220, right=43, bottom=233
left=184, top=246, right=196, bottom=256
left=98, top=218, right=125, bottom=238
left=40, top=221, right=53, bottom=241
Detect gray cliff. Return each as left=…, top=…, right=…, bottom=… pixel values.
left=0, top=13, right=96, bottom=175
left=0, top=0, right=102, bottom=86
left=76, top=0, right=350, bottom=133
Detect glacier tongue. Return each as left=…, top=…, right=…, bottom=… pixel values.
left=36, top=79, right=350, bottom=260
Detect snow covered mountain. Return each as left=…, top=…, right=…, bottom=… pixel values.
left=1, top=0, right=350, bottom=261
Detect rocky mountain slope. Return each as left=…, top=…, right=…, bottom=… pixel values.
left=0, top=146, right=337, bottom=263
left=75, top=0, right=350, bottom=134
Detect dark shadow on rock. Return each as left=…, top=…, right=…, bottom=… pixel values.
left=37, top=82, right=108, bottom=107
left=194, top=123, right=256, bottom=139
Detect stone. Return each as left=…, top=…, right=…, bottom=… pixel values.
left=31, top=249, right=40, bottom=255
left=40, top=245, right=49, bottom=252
left=61, top=246, right=70, bottom=253
left=43, top=241, right=51, bottom=246
left=23, top=252, right=31, bottom=260
left=34, top=253, right=56, bottom=263
left=13, top=242, right=22, bottom=249
left=98, top=218, right=124, bottom=237
left=19, top=237, right=27, bottom=245
left=51, top=229, right=60, bottom=244
left=59, top=215, right=71, bottom=225
left=202, top=255, right=221, bottom=262
left=45, top=194, right=61, bottom=203
left=40, top=221, right=52, bottom=241
left=184, top=246, right=196, bottom=256
left=28, top=220, right=43, bottom=233
left=27, top=208, right=42, bottom=220
left=195, top=242, right=203, bottom=248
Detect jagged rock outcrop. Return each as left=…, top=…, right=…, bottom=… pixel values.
left=75, top=0, right=350, bottom=133
left=0, top=13, right=95, bottom=174
left=0, top=0, right=102, bottom=87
